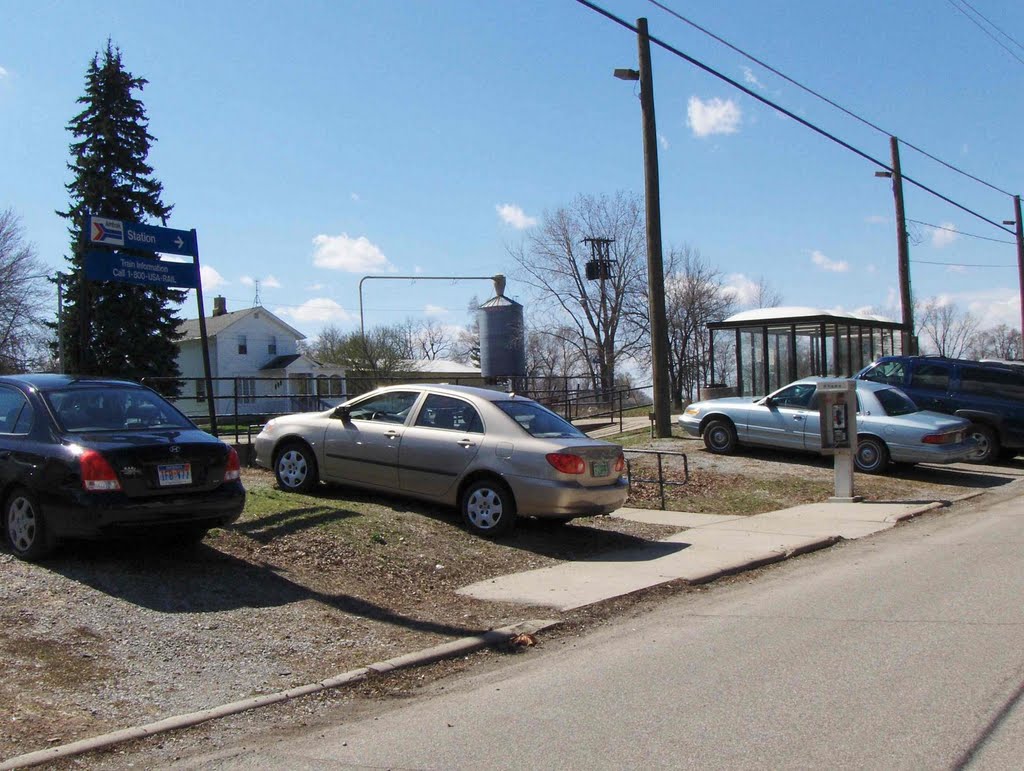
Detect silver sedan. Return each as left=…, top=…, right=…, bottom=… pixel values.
left=254, top=383, right=628, bottom=536
left=677, top=378, right=977, bottom=473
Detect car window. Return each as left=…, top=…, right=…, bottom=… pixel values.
left=770, top=383, right=816, bottom=408
left=414, top=394, right=483, bottom=433
left=874, top=388, right=919, bottom=416
left=495, top=400, right=586, bottom=439
left=960, top=366, right=1024, bottom=400
left=347, top=390, right=419, bottom=424
left=910, top=362, right=951, bottom=391
left=45, top=386, right=192, bottom=432
left=861, top=360, right=906, bottom=386
left=0, top=387, right=33, bottom=435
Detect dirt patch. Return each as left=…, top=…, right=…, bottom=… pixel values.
left=2, top=443, right=1020, bottom=765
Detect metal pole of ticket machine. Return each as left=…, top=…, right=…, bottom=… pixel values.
left=191, top=229, right=218, bottom=435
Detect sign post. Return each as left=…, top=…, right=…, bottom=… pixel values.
left=84, top=216, right=217, bottom=434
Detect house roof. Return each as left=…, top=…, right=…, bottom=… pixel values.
left=176, top=306, right=306, bottom=342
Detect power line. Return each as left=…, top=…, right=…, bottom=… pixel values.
left=946, top=0, right=1024, bottom=66
left=644, top=0, right=1016, bottom=197
left=907, top=218, right=1015, bottom=244
left=912, top=258, right=1016, bottom=268
left=575, top=0, right=1015, bottom=235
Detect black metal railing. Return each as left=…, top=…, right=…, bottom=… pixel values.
left=624, top=449, right=689, bottom=511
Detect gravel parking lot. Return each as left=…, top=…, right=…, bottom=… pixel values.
left=3, top=443, right=1022, bottom=767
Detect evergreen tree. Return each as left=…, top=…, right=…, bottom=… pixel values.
left=57, top=41, right=184, bottom=392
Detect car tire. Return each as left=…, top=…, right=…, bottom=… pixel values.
left=461, top=478, right=517, bottom=537
left=966, top=423, right=999, bottom=464
left=274, top=442, right=320, bottom=493
left=703, top=418, right=737, bottom=454
left=854, top=436, right=889, bottom=474
left=4, top=488, right=55, bottom=561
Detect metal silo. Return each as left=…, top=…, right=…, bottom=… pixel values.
left=478, top=275, right=525, bottom=379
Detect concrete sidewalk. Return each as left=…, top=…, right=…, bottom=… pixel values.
left=458, top=498, right=954, bottom=611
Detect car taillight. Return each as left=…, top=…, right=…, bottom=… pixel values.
left=546, top=453, right=586, bottom=475
left=922, top=432, right=958, bottom=445
left=80, top=450, right=122, bottom=491
left=613, top=452, right=626, bottom=473
left=223, top=447, right=241, bottom=481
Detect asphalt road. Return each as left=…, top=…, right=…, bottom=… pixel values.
left=178, top=485, right=1024, bottom=770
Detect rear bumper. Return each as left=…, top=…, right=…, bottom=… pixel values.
left=505, top=474, right=629, bottom=517
left=887, top=440, right=978, bottom=465
left=39, top=481, right=246, bottom=539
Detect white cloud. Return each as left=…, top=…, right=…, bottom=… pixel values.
left=424, top=304, right=449, bottom=317
left=687, top=96, right=741, bottom=137
left=496, top=203, right=537, bottom=229
left=350, top=192, right=360, bottom=202
left=810, top=250, right=849, bottom=272
left=931, top=222, right=958, bottom=248
left=722, top=273, right=760, bottom=306
left=275, top=298, right=351, bottom=325
left=865, top=214, right=888, bottom=225
left=658, top=133, right=669, bottom=150
left=199, top=265, right=227, bottom=289
left=741, top=67, right=763, bottom=89
left=263, top=274, right=281, bottom=288
left=240, top=275, right=255, bottom=287
left=312, top=233, right=394, bottom=273
left=0, top=66, right=8, bottom=79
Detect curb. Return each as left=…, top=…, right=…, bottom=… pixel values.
left=0, top=619, right=560, bottom=770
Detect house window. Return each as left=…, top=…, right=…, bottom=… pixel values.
left=240, top=377, right=256, bottom=404
left=268, top=336, right=277, bottom=355
left=196, top=378, right=207, bottom=403
left=238, top=335, right=248, bottom=355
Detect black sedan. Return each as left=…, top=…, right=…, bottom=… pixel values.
left=0, top=374, right=245, bottom=561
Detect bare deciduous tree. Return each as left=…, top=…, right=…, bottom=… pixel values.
left=508, top=192, right=648, bottom=395
left=967, top=324, right=1023, bottom=361
left=662, top=246, right=737, bottom=407
left=917, top=298, right=978, bottom=358
left=0, top=208, right=51, bottom=374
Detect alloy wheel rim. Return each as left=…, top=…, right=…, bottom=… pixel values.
left=7, top=498, right=36, bottom=552
left=466, top=488, right=502, bottom=530
left=279, top=451, right=307, bottom=487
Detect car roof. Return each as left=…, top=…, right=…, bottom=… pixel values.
left=369, top=383, right=532, bottom=403
left=0, top=373, right=144, bottom=391
left=788, top=377, right=890, bottom=394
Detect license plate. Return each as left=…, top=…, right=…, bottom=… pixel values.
left=591, top=460, right=609, bottom=477
left=158, top=463, right=192, bottom=486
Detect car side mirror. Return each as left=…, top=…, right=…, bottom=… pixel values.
left=333, top=405, right=351, bottom=422
left=762, top=396, right=775, bottom=407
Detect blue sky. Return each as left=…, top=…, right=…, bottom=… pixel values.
left=3, top=0, right=1024, bottom=344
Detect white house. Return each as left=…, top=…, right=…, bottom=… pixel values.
left=175, top=297, right=346, bottom=419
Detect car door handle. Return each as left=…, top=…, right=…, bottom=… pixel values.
left=385, top=430, right=400, bottom=439
left=793, top=415, right=805, bottom=422
left=457, top=439, right=476, bottom=448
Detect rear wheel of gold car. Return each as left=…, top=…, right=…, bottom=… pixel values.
left=461, top=479, right=517, bottom=537
left=274, top=442, right=320, bottom=493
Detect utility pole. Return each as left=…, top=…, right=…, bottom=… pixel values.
left=889, top=137, right=916, bottom=355
left=1011, top=196, right=1024, bottom=345
left=635, top=17, right=672, bottom=438
left=583, top=236, right=615, bottom=398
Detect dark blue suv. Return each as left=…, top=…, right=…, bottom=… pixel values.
left=857, top=356, right=1024, bottom=463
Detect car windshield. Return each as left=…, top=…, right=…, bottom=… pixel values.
left=45, top=386, right=193, bottom=432
left=873, top=387, right=919, bottom=417
left=495, top=400, right=586, bottom=439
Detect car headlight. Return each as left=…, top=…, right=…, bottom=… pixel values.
left=683, top=405, right=702, bottom=416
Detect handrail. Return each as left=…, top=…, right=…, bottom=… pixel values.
left=623, top=449, right=689, bottom=511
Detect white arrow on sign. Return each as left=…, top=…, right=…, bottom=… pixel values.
left=174, top=236, right=185, bottom=250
